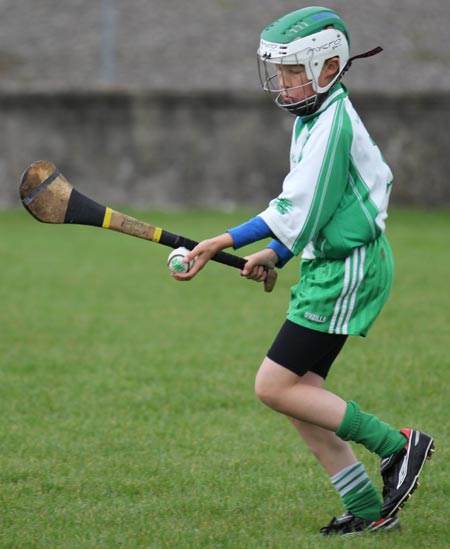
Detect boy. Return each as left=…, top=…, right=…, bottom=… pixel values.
left=172, top=6, right=434, bottom=536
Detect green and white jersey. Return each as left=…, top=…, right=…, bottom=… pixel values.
left=259, top=84, right=393, bottom=260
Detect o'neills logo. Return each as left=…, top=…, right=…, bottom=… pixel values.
left=304, top=311, right=327, bottom=323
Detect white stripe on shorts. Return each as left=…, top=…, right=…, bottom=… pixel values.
left=329, top=254, right=352, bottom=334
left=342, top=246, right=366, bottom=333
left=329, top=247, right=366, bottom=334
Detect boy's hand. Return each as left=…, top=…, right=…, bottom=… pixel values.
left=171, top=234, right=233, bottom=282
left=241, top=249, right=278, bottom=283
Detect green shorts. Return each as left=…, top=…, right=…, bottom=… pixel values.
left=287, top=235, right=394, bottom=336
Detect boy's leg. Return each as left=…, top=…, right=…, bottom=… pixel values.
left=256, top=359, right=433, bottom=516
left=260, top=320, right=349, bottom=430
left=289, top=416, right=401, bottom=531
left=336, top=401, right=435, bottom=517
left=259, top=320, right=434, bottom=525
left=255, top=357, right=349, bottom=430
left=256, top=359, right=434, bottom=519
left=257, top=362, right=383, bottom=522
left=260, top=324, right=385, bottom=527
left=285, top=372, right=358, bottom=476
left=287, top=416, right=357, bottom=476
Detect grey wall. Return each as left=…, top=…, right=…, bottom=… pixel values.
left=1, top=0, right=449, bottom=95
left=2, top=91, right=449, bottom=210
left=0, top=1, right=448, bottom=210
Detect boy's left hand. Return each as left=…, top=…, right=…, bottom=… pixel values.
left=241, top=249, right=278, bottom=283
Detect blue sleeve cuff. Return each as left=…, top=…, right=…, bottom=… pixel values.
left=267, top=240, right=294, bottom=268
left=227, top=216, right=273, bottom=249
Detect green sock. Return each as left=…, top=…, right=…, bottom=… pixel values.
left=331, top=462, right=382, bottom=521
left=336, top=401, right=407, bottom=458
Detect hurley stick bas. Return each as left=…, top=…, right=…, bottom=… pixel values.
left=20, top=160, right=277, bottom=292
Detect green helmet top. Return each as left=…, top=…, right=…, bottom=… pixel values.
left=261, top=6, right=350, bottom=46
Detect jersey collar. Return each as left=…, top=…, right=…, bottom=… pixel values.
left=299, top=83, right=349, bottom=122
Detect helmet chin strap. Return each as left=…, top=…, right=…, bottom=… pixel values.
left=341, top=46, right=383, bottom=77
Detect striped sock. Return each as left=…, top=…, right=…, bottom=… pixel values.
left=331, top=462, right=382, bottom=521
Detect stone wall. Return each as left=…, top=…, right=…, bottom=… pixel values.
left=1, top=91, right=449, bottom=210
left=1, top=0, right=449, bottom=96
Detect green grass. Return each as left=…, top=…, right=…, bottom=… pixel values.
left=0, top=208, right=449, bottom=548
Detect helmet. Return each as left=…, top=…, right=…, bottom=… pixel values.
left=257, top=7, right=350, bottom=116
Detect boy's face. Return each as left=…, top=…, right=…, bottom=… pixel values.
left=275, top=64, right=314, bottom=104
left=275, top=58, right=339, bottom=104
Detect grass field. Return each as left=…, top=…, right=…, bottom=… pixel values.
left=0, top=208, right=449, bottom=548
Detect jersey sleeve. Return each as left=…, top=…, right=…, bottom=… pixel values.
left=259, top=101, right=352, bottom=256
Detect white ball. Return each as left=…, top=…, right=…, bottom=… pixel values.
left=167, top=247, right=194, bottom=274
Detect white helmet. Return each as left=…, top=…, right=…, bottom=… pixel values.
left=257, top=7, right=350, bottom=116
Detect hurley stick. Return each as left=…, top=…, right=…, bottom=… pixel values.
left=20, top=161, right=277, bottom=292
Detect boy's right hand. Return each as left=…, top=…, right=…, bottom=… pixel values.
left=171, top=233, right=234, bottom=282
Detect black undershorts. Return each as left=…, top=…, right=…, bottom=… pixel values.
left=267, top=319, right=347, bottom=379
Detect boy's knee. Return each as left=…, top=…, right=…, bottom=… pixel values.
left=254, top=375, right=272, bottom=406
left=254, top=370, right=282, bottom=409
left=255, top=357, right=302, bottom=411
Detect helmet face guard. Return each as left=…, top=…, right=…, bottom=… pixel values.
left=258, top=58, right=321, bottom=116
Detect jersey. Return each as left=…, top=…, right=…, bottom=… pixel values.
left=259, top=83, right=393, bottom=261
left=258, top=83, right=395, bottom=336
